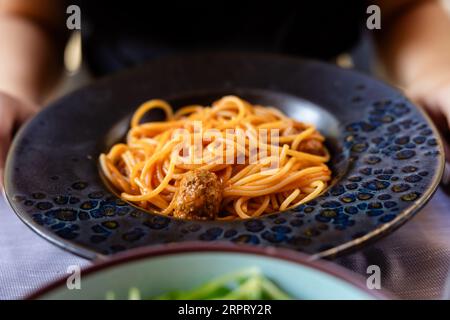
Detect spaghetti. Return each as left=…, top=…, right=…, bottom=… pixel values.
left=99, top=96, right=331, bottom=220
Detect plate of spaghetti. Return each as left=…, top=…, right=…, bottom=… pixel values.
left=4, top=53, right=444, bottom=259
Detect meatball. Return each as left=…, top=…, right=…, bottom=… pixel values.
left=298, top=139, right=324, bottom=155
left=173, top=170, right=222, bottom=220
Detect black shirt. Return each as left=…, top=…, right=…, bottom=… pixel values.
left=74, top=1, right=367, bottom=76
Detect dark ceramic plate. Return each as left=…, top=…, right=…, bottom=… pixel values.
left=4, top=53, right=444, bottom=260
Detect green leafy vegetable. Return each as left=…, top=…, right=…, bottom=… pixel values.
left=106, top=267, right=292, bottom=300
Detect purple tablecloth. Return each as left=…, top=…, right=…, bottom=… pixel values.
left=1, top=188, right=450, bottom=299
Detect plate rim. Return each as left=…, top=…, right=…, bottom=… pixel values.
left=310, top=98, right=445, bottom=259
left=26, top=241, right=393, bottom=300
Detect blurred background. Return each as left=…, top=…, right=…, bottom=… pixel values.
left=58, top=0, right=450, bottom=100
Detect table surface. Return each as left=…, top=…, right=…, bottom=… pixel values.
left=1, top=187, right=450, bottom=300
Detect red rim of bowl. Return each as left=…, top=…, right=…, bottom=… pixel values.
left=27, top=242, right=394, bottom=300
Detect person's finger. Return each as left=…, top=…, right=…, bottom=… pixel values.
left=433, top=87, right=450, bottom=188
left=16, top=99, right=39, bottom=124
left=0, top=92, right=39, bottom=188
left=425, top=87, right=450, bottom=188
left=405, top=82, right=450, bottom=189
left=0, top=134, right=12, bottom=189
left=0, top=105, right=14, bottom=189
left=406, top=87, right=450, bottom=156
left=1, top=93, right=39, bottom=130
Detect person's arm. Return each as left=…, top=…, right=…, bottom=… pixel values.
left=0, top=0, right=65, bottom=183
left=376, top=0, right=450, bottom=161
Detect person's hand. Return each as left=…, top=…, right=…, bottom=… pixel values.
left=0, top=91, right=39, bottom=187
left=405, top=69, right=450, bottom=187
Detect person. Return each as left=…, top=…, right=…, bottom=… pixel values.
left=0, top=0, right=450, bottom=185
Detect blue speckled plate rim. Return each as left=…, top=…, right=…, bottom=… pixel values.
left=26, top=242, right=394, bottom=300
left=2, top=188, right=100, bottom=259
left=310, top=98, right=445, bottom=259
left=3, top=52, right=445, bottom=261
